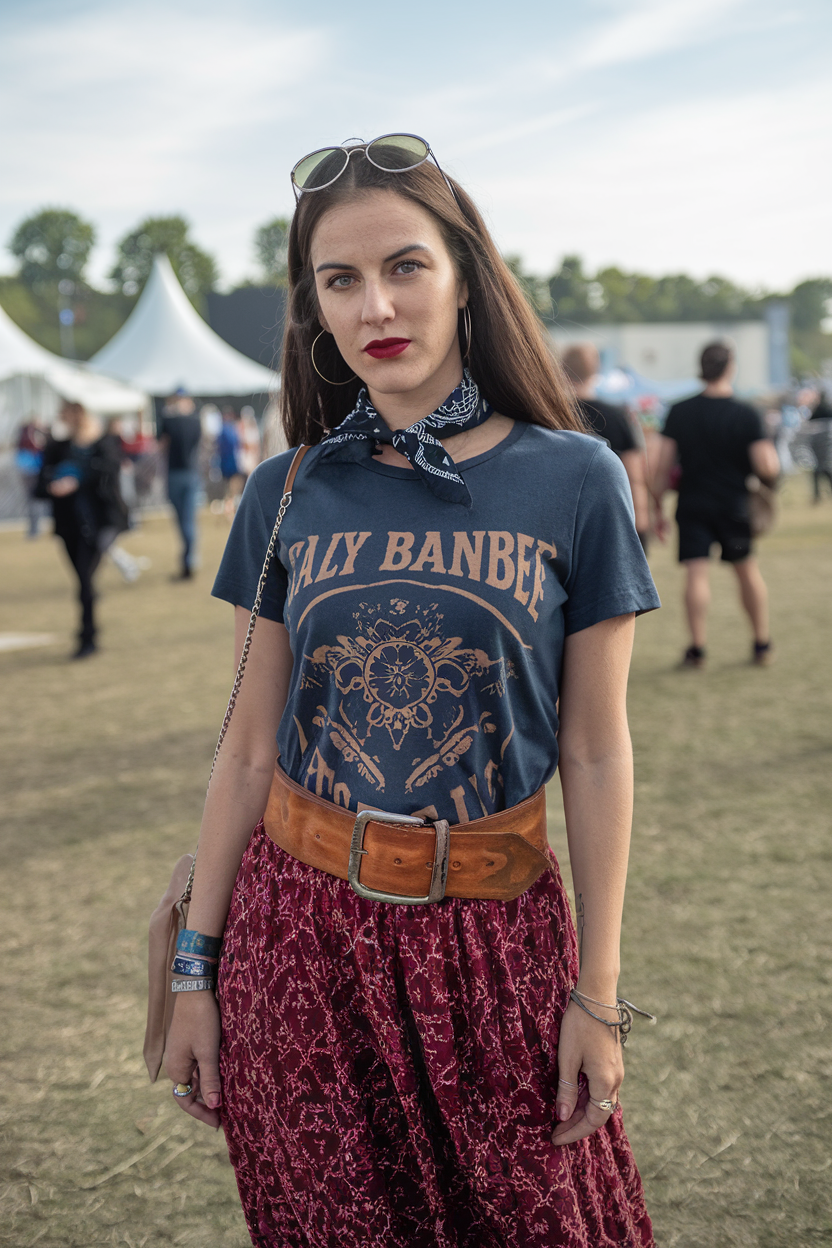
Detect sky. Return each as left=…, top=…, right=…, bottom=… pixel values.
left=1, top=0, right=830, bottom=293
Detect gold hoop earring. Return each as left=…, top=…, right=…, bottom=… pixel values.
left=311, top=330, right=357, bottom=386
left=462, top=305, right=472, bottom=359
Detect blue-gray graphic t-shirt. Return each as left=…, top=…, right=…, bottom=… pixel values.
left=212, top=423, right=660, bottom=825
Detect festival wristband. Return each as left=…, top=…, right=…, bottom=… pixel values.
left=171, top=978, right=215, bottom=993
left=176, top=930, right=222, bottom=958
left=171, top=955, right=217, bottom=977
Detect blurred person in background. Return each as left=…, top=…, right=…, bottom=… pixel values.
left=102, top=416, right=147, bottom=583
left=652, top=341, right=780, bottom=668
left=158, top=388, right=202, bottom=580
left=236, top=405, right=262, bottom=480
left=15, top=414, right=48, bottom=538
left=36, top=401, right=129, bottom=658
left=216, top=405, right=244, bottom=518
left=116, top=414, right=160, bottom=515
left=808, top=389, right=832, bottom=502
left=562, top=343, right=651, bottom=549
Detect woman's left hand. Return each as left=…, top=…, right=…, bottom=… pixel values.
left=551, top=998, right=624, bottom=1146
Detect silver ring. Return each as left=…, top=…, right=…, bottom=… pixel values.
left=172, top=1082, right=193, bottom=1098
left=589, top=1095, right=618, bottom=1113
left=558, top=1078, right=580, bottom=1088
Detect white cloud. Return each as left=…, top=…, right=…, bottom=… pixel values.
left=475, top=77, right=832, bottom=287
left=0, top=4, right=325, bottom=271
left=574, top=0, right=751, bottom=72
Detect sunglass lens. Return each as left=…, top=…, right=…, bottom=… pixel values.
left=292, top=148, right=349, bottom=190
left=366, top=134, right=429, bottom=171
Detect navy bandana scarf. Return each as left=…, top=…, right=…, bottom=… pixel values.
left=318, top=369, right=493, bottom=507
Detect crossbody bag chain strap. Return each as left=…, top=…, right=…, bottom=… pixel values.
left=182, top=480, right=297, bottom=904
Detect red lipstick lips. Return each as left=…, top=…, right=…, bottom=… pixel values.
left=363, top=338, right=411, bottom=359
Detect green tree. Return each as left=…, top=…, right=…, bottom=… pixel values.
left=8, top=208, right=95, bottom=289
left=254, top=217, right=290, bottom=287
left=788, top=278, right=832, bottom=332
left=503, top=254, right=552, bottom=317
left=110, top=215, right=218, bottom=304
left=547, top=255, right=601, bottom=325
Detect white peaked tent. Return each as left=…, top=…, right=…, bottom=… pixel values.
left=0, top=301, right=148, bottom=446
left=91, top=254, right=277, bottom=396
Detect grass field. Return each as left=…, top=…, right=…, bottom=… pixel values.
left=1, top=481, right=830, bottom=1247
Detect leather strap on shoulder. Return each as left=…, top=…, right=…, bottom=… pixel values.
left=284, top=444, right=310, bottom=495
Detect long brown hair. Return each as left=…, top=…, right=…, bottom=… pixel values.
left=280, top=147, right=583, bottom=446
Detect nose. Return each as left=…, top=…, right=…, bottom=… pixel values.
left=361, top=279, right=395, bottom=328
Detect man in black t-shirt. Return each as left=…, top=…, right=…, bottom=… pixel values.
left=652, top=342, right=780, bottom=667
left=157, top=389, right=203, bottom=579
left=561, top=343, right=650, bottom=548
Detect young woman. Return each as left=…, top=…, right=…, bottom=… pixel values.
left=165, top=135, right=660, bottom=1247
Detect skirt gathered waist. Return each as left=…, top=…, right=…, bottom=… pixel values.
left=217, top=821, right=654, bottom=1248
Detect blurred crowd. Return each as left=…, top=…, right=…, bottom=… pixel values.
left=13, top=390, right=279, bottom=657
left=10, top=355, right=832, bottom=662
left=15, top=393, right=283, bottom=543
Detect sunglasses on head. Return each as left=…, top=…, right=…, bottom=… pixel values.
left=290, top=133, right=459, bottom=204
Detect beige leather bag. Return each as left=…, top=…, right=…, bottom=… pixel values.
left=143, top=446, right=310, bottom=1081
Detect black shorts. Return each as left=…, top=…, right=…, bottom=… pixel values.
left=677, top=502, right=752, bottom=563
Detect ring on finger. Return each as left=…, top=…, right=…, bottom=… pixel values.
left=172, top=1082, right=193, bottom=1098
left=589, top=1095, right=618, bottom=1113
left=558, top=1078, right=580, bottom=1089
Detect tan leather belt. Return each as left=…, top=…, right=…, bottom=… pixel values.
left=262, top=763, right=552, bottom=904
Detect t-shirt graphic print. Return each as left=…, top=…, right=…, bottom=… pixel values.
left=213, top=423, right=660, bottom=825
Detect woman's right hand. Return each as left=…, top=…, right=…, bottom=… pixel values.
left=163, top=991, right=223, bottom=1128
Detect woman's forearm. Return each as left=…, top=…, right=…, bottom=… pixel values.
left=557, top=614, right=637, bottom=1001
left=559, top=743, right=633, bottom=998
left=183, top=610, right=294, bottom=939
left=184, top=749, right=277, bottom=939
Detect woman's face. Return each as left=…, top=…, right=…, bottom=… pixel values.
left=310, top=189, right=468, bottom=409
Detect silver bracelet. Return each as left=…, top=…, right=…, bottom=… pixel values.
left=171, top=978, right=215, bottom=993
left=569, top=989, right=655, bottom=1046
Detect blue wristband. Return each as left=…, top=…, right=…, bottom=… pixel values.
left=172, top=954, right=216, bottom=977
left=177, top=929, right=222, bottom=958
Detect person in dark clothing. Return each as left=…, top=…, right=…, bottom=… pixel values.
left=158, top=389, right=202, bottom=579
left=561, top=343, right=650, bottom=549
left=36, top=401, right=129, bottom=658
left=652, top=342, right=780, bottom=667
left=807, top=393, right=832, bottom=502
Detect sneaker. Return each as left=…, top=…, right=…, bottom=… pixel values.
left=71, top=641, right=97, bottom=660
left=682, top=645, right=706, bottom=669
left=753, top=640, right=774, bottom=666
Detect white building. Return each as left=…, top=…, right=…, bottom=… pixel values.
left=550, top=319, right=779, bottom=394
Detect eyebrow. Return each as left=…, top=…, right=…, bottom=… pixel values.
left=315, top=243, right=430, bottom=274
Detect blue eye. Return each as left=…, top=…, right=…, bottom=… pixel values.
left=327, top=274, right=354, bottom=288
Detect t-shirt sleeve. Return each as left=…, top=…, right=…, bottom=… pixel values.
left=741, top=405, right=766, bottom=443
left=211, top=463, right=290, bottom=623
left=604, top=406, right=641, bottom=455
left=563, top=443, right=661, bottom=636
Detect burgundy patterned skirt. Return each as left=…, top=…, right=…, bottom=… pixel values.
left=218, top=823, right=654, bottom=1247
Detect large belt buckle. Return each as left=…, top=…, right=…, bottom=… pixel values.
left=348, top=809, right=449, bottom=905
